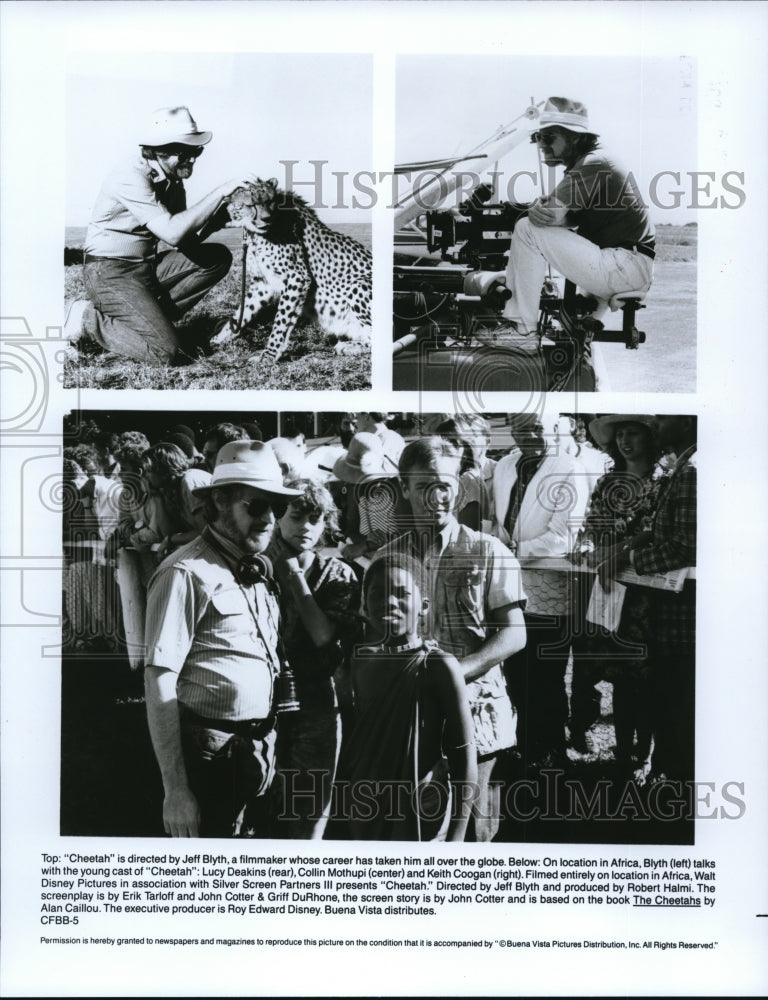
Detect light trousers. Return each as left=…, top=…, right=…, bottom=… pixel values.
left=502, top=218, right=653, bottom=331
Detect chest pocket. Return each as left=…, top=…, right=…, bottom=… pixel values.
left=208, top=586, right=252, bottom=638
left=441, top=563, right=486, bottom=640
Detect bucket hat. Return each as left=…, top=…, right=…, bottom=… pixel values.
left=332, top=433, right=395, bottom=484
left=141, top=106, right=212, bottom=147
left=193, top=441, right=301, bottom=498
left=537, top=97, right=594, bottom=134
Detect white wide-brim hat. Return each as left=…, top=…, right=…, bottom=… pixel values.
left=589, top=414, right=658, bottom=449
left=537, top=96, right=594, bottom=134
left=141, top=106, right=212, bottom=147
left=193, top=441, right=301, bottom=498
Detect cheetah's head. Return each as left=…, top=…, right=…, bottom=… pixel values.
left=227, top=177, right=280, bottom=234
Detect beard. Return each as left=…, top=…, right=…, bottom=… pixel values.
left=217, top=505, right=273, bottom=554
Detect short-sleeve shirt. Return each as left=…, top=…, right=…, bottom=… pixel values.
left=378, top=520, right=526, bottom=755
left=85, top=156, right=187, bottom=260
left=145, top=534, right=280, bottom=720
left=553, top=152, right=654, bottom=250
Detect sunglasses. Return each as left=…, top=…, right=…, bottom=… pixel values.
left=155, top=145, right=204, bottom=161
left=530, top=130, right=566, bottom=145
left=237, top=496, right=287, bottom=519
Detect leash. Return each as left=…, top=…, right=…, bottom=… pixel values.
left=234, top=227, right=248, bottom=335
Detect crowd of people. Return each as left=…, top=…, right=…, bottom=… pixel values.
left=63, top=410, right=697, bottom=842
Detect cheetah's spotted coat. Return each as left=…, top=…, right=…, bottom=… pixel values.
left=212, top=178, right=371, bottom=362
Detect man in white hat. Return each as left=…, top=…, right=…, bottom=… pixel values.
left=65, top=106, right=252, bottom=365
left=144, top=440, right=301, bottom=837
left=478, top=96, right=655, bottom=352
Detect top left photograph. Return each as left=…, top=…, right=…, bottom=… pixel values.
left=63, top=52, right=373, bottom=391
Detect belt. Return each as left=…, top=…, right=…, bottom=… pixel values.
left=181, top=706, right=276, bottom=740
left=83, top=253, right=156, bottom=265
left=616, top=242, right=655, bottom=260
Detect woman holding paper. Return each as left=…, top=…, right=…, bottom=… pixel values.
left=569, top=415, right=662, bottom=783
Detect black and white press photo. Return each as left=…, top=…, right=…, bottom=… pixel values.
left=63, top=53, right=372, bottom=391
left=392, top=56, right=701, bottom=393
left=3, top=1, right=768, bottom=995
left=62, top=409, right=697, bottom=846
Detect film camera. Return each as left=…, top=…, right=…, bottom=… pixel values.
left=393, top=189, right=646, bottom=391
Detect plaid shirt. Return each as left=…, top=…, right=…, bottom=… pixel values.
left=633, top=446, right=697, bottom=653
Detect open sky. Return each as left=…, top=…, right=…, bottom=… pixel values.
left=396, top=55, right=698, bottom=225
left=66, top=52, right=372, bottom=225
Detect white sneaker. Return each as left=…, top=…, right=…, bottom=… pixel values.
left=472, top=320, right=540, bottom=353
left=63, top=299, right=92, bottom=344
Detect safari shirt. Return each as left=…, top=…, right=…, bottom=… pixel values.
left=85, top=156, right=186, bottom=260
left=145, top=532, right=280, bottom=721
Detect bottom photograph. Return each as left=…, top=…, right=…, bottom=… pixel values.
left=61, top=409, right=697, bottom=845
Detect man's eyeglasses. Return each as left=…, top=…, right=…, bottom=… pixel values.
left=530, top=130, right=564, bottom=145
left=238, top=496, right=287, bottom=519
left=155, top=145, right=204, bottom=162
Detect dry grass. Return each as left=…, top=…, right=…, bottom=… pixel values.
left=63, top=260, right=371, bottom=391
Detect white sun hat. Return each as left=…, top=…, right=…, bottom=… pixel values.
left=193, top=441, right=301, bottom=499
left=141, top=106, right=212, bottom=147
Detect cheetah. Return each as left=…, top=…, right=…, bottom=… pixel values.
left=211, top=178, right=371, bottom=362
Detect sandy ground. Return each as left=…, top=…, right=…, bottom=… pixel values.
left=594, top=261, right=696, bottom=393
left=393, top=229, right=697, bottom=394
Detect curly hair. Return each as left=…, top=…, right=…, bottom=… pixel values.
left=115, top=431, right=150, bottom=473
left=362, top=551, right=425, bottom=602
left=64, top=443, right=100, bottom=474
left=282, top=477, right=341, bottom=540
left=117, top=430, right=150, bottom=451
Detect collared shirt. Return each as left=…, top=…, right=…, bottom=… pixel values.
left=493, top=448, right=589, bottom=616
left=378, top=519, right=526, bottom=755
left=85, top=155, right=187, bottom=260
left=145, top=531, right=280, bottom=720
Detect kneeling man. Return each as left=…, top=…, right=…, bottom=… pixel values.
left=67, top=106, right=251, bottom=365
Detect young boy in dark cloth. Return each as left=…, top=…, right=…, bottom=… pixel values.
left=335, top=553, right=477, bottom=841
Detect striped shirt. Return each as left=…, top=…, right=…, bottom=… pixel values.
left=85, top=156, right=186, bottom=260
left=145, top=532, right=280, bottom=720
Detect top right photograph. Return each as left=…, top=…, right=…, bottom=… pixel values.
left=393, top=55, right=706, bottom=395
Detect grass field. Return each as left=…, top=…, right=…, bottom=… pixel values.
left=63, top=225, right=372, bottom=391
